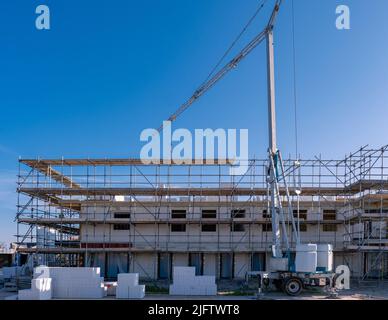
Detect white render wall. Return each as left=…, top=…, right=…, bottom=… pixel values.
left=80, top=223, right=346, bottom=249
left=79, top=203, right=357, bottom=279
left=173, top=253, right=189, bottom=267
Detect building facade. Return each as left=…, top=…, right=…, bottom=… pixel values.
left=16, top=146, right=388, bottom=283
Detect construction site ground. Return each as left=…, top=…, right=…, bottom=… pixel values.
left=1, top=286, right=387, bottom=300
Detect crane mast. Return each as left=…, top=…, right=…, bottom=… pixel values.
left=157, top=0, right=299, bottom=259
left=266, top=1, right=283, bottom=259
left=266, top=0, right=300, bottom=260
left=266, top=28, right=282, bottom=258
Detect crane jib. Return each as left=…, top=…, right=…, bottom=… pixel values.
left=156, top=1, right=282, bottom=133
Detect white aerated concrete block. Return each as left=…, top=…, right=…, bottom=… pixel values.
left=173, top=267, right=196, bottom=279
left=116, top=285, right=145, bottom=299
left=127, top=285, right=145, bottom=299
left=28, top=267, right=105, bottom=299
left=116, top=273, right=145, bottom=299
left=18, top=278, right=52, bottom=300
left=32, top=278, right=52, bottom=291
left=206, top=285, right=217, bottom=296
left=18, top=289, right=37, bottom=300
left=118, top=273, right=139, bottom=287
left=169, top=267, right=217, bottom=296
left=34, top=265, right=51, bottom=279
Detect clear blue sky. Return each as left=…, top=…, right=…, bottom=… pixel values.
left=0, top=0, right=387, bottom=245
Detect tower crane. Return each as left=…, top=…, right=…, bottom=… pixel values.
left=156, top=0, right=337, bottom=296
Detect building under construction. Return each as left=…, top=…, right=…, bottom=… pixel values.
left=15, top=145, right=388, bottom=284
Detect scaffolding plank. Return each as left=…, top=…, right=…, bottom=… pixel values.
left=19, top=186, right=347, bottom=197
left=20, top=158, right=235, bottom=167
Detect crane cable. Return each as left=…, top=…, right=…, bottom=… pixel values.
left=291, top=0, right=302, bottom=238
left=202, top=0, right=270, bottom=84
left=292, top=0, right=299, bottom=160
left=157, top=0, right=270, bottom=132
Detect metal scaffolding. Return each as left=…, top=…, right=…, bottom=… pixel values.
left=15, top=146, right=388, bottom=283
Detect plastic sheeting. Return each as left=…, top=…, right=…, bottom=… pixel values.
left=107, top=253, right=128, bottom=279
left=220, top=253, right=232, bottom=278
left=251, top=253, right=265, bottom=271
left=86, top=253, right=128, bottom=279
left=189, top=253, right=202, bottom=276
left=158, top=253, right=170, bottom=279
left=86, top=253, right=106, bottom=277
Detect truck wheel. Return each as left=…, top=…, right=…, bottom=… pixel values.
left=283, top=277, right=303, bottom=296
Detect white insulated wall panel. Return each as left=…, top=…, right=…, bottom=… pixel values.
left=116, top=273, right=145, bottom=299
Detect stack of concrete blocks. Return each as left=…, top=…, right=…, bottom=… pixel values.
left=18, top=266, right=52, bottom=300
left=169, top=267, right=217, bottom=296
left=116, top=273, right=145, bottom=299
left=48, top=267, right=105, bottom=299
left=18, top=278, right=52, bottom=300
left=23, top=266, right=107, bottom=299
